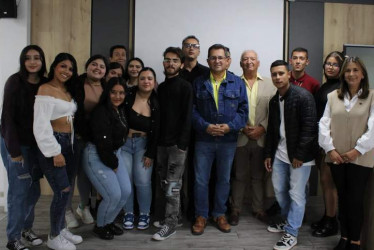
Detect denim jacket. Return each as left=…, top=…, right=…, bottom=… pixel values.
left=192, top=71, right=248, bottom=143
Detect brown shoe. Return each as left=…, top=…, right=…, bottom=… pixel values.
left=214, top=215, right=231, bottom=233
left=252, top=211, right=269, bottom=224
left=229, top=212, right=239, bottom=226
left=192, top=216, right=207, bottom=235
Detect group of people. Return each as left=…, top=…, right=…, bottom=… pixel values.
left=1, top=35, right=373, bottom=250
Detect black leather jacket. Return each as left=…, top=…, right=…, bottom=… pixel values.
left=264, top=84, right=318, bottom=163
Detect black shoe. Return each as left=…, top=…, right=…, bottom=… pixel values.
left=347, top=243, right=361, bottom=250
left=334, top=238, right=349, bottom=250
left=107, top=222, right=124, bottom=235
left=312, top=217, right=338, bottom=237
left=6, top=240, right=29, bottom=250
left=266, top=201, right=281, bottom=217
left=93, top=224, right=114, bottom=240
left=311, top=215, right=327, bottom=230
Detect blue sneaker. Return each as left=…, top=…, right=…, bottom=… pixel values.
left=137, top=214, right=150, bottom=230
left=123, top=213, right=134, bottom=230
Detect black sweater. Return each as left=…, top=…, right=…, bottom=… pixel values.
left=89, top=105, right=128, bottom=169
left=124, top=88, right=160, bottom=159
left=314, top=78, right=340, bottom=121
left=265, top=84, right=318, bottom=163
left=157, top=75, right=193, bottom=150
left=1, top=73, right=46, bottom=157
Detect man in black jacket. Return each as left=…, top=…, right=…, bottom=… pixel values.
left=264, top=60, right=317, bottom=250
left=152, top=47, right=193, bottom=241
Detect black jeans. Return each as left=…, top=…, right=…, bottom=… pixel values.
left=329, top=163, right=372, bottom=241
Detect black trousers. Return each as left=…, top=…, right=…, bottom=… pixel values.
left=329, top=163, right=372, bottom=241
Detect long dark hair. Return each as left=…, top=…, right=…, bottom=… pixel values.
left=19, top=45, right=47, bottom=81
left=337, top=56, right=369, bottom=100
left=47, top=53, right=78, bottom=93
left=124, top=57, right=144, bottom=80
left=98, top=77, right=126, bottom=109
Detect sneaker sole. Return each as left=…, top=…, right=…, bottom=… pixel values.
left=137, top=225, right=149, bottom=230
left=267, top=227, right=285, bottom=233
left=152, top=231, right=176, bottom=241
left=21, top=237, right=43, bottom=246
left=273, top=242, right=297, bottom=250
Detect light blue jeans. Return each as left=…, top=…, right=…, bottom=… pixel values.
left=83, top=143, right=131, bottom=227
left=194, top=141, right=237, bottom=218
left=272, top=157, right=311, bottom=237
left=120, top=137, right=153, bottom=214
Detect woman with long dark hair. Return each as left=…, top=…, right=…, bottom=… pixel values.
left=1, top=45, right=46, bottom=250
left=34, top=53, right=82, bottom=250
left=65, top=55, right=108, bottom=228
left=312, top=51, right=344, bottom=237
left=123, top=57, right=144, bottom=94
left=83, top=77, right=131, bottom=240
left=121, top=67, right=160, bottom=230
left=319, top=57, right=374, bottom=250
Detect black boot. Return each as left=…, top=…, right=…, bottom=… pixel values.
left=107, top=222, right=124, bottom=235
left=311, top=214, right=326, bottom=230
left=93, top=224, right=114, bottom=240
left=312, top=216, right=338, bottom=237
left=347, top=243, right=361, bottom=250
left=333, top=238, right=349, bottom=250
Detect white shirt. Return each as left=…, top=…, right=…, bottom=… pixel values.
left=319, top=89, right=374, bottom=155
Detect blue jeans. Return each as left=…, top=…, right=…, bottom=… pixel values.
left=120, top=137, right=153, bottom=214
left=194, top=141, right=236, bottom=218
left=37, top=132, right=75, bottom=237
left=1, top=136, right=41, bottom=242
left=83, top=143, right=131, bottom=227
left=272, top=157, right=311, bottom=237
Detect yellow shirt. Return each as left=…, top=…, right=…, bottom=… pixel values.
left=241, top=74, right=262, bottom=126
left=210, top=71, right=226, bottom=110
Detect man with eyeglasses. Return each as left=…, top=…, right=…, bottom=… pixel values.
left=180, top=35, right=209, bottom=84
left=289, top=47, right=320, bottom=95
left=152, top=47, right=193, bottom=241
left=191, top=44, right=248, bottom=235
left=229, top=50, right=276, bottom=226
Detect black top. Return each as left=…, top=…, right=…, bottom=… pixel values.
left=264, top=84, right=318, bottom=163
left=180, top=62, right=210, bottom=84
left=71, top=73, right=105, bottom=142
left=157, top=75, right=193, bottom=150
left=89, top=105, right=128, bottom=170
left=314, top=78, right=340, bottom=121
left=1, top=73, right=47, bottom=157
left=128, top=109, right=151, bottom=133
left=124, top=87, right=160, bottom=159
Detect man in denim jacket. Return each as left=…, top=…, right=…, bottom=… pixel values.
left=191, top=44, right=248, bottom=235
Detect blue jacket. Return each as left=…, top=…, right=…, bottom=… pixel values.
left=192, top=71, right=248, bottom=143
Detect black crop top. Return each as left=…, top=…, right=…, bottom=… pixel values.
left=128, top=108, right=151, bottom=133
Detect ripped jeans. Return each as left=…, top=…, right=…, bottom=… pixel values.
left=157, top=145, right=187, bottom=228
left=37, top=132, right=75, bottom=237
left=1, top=136, right=41, bottom=242
left=83, top=143, right=131, bottom=227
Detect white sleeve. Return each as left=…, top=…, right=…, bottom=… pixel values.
left=33, top=96, right=61, bottom=157
left=318, top=99, right=335, bottom=153
left=355, top=103, right=374, bottom=154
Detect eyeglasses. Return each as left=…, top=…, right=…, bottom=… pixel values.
left=208, top=56, right=226, bottom=61
left=163, top=58, right=181, bottom=64
left=183, top=43, right=200, bottom=49
left=325, top=62, right=340, bottom=68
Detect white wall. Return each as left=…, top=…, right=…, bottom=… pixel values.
left=0, top=0, right=31, bottom=212
left=134, top=0, right=284, bottom=81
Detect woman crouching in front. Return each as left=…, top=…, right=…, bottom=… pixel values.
left=83, top=77, right=131, bottom=240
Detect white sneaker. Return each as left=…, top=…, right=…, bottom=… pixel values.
left=273, top=233, right=297, bottom=250
left=76, top=205, right=94, bottom=224
left=47, top=234, right=76, bottom=250
left=60, top=228, right=83, bottom=245
left=65, top=210, right=79, bottom=229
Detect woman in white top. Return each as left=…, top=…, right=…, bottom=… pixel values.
left=319, top=57, right=374, bottom=250
left=33, top=53, right=82, bottom=250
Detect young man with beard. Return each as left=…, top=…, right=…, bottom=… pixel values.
left=152, top=47, right=193, bottom=241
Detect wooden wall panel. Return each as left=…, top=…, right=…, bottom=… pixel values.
left=31, top=0, right=91, bottom=75
left=324, top=3, right=374, bottom=58
left=31, top=0, right=91, bottom=195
